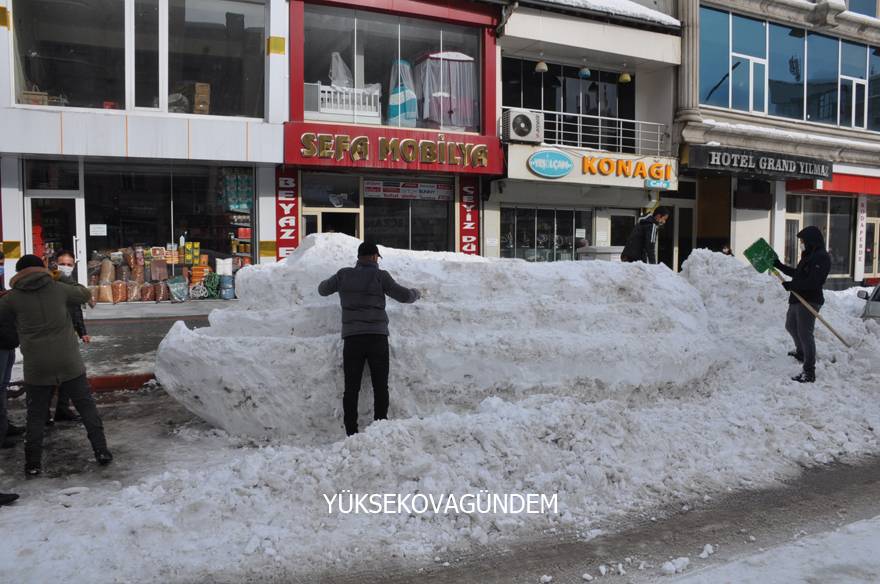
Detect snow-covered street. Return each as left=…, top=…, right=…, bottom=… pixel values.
left=1, top=235, right=880, bottom=583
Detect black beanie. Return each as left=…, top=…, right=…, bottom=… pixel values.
left=15, top=254, right=45, bottom=271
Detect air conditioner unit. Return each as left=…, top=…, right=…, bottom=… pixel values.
left=502, top=108, right=543, bottom=144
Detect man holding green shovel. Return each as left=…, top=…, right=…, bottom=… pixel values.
left=773, top=226, right=831, bottom=383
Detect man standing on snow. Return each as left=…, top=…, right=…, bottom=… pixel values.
left=0, top=255, right=112, bottom=476
left=620, top=206, right=670, bottom=264
left=773, top=226, right=831, bottom=383
left=318, top=242, right=420, bottom=436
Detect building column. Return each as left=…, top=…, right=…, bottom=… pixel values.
left=675, top=0, right=701, bottom=124
left=1, top=156, right=24, bottom=280
left=770, top=180, right=787, bottom=260
left=855, top=195, right=868, bottom=283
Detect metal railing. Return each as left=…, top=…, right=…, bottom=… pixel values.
left=507, top=107, right=669, bottom=156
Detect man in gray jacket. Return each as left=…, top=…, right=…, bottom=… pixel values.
left=319, top=242, right=420, bottom=436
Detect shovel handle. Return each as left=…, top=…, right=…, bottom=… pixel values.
left=770, top=270, right=851, bottom=348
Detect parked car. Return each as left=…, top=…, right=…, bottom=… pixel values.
left=857, top=284, right=880, bottom=320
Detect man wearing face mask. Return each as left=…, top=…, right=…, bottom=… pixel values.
left=51, top=251, right=91, bottom=422
left=773, top=226, right=831, bottom=383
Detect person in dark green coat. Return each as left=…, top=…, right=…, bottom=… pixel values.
left=0, top=255, right=112, bottom=476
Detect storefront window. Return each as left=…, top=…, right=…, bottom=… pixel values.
left=26, top=160, right=79, bottom=190
left=302, top=174, right=360, bottom=208
left=806, top=33, right=839, bottom=125
left=363, top=178, right=453, bottom=251
left=136, top=0, right=160, bottom=109
left=829, top=198, right=853, bottom=275
left=169, top=0, right=266, bottom=117
left=13, top=0, right=126, bottom=109
left=501, top=207, right=596, bottom=262
left=303, top=5, right=481, bottom=132
left=699, top=6, right=730, bottom=107
left=769, top=24, right=805, bottom=120
left=84, top=163, right=255, bottom=301
left=868, top=198, right=880, bottom=217
left=870, top=48, right=880, bottom=131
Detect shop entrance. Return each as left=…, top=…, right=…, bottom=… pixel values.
left=24, top=193, right=87, bottom=286
left=302, top=212, right=360, bottom=237
left=657, top=203, right=696, bottom=271
left=866, top=219, right=879, bottom=279
left=696, top=176, right=732, bottom=252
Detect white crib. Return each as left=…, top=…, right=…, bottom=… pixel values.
left=304, top=83, right=382, bottom=124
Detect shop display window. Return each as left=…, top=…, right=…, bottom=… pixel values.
left=26, top=160, right=79, bottom=191
left=785, top=194, right=856, bottom=277
left=501, top=207, right=594, bottom=262
left=13, top=0, right=126, bottom=109
left=302, top=174, right=360, bottom=208
left=81, top=163, right=255, bottom=303
left=303, top=5, right=481, bottom=132
left=11, top=0, right=265, bottom=117
left=169, top=0, right=265, bottom=117
left=363, top=178, right=453, bottom=251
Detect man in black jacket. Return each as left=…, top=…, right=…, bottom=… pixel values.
left=319, top=242, right=420, bottom=436
left=774, top=226, right=831, bottom=383
left=620, top=207, right=670, bottom=264
left=52, top=250, right=90, bottom=422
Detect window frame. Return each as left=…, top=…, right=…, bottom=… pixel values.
left=9, top=0, right=267, bottom=121
left=699, top=6, right=880, bottom=135
left=784, top=193, right=856, bottom=278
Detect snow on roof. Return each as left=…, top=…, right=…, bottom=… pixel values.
left=702, top=119, right=880, bottom=152
left=528, top=0, right=681, bottom=28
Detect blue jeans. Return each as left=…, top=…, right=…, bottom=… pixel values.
left=0, top=349, right=15, bottom=440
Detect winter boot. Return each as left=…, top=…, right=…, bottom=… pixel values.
left=24, top=463, right=41, bottom=478
left=0, top=493, right=19, bottom=506
left=792, top=371, right=815, bottom=383
left=94, top=448, right=113, bottom=466
left=787, top=350, right=804, bottom=363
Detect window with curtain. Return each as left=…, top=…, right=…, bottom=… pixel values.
left=303, top=5, right=481, bottom=132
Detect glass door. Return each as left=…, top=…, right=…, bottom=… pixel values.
left=24, top=194, right=87, bottom=286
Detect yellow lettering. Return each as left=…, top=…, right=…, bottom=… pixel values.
left=351, top=136, right=369, bottom=161
left=300, top=133, right=317, bottom=157
left=471, top=145, right=488, bottom=168
left=582, top=157, right=598, bottom=175
left=317, top=134, right=334, bottom=158
left=334, top=135, right=351, bottom=161
left=598, top=159, right=615, bottom=176
left=419, top=140, right=438, bottom=163
left=633, top=161, right=648, bottom=179
left=380, top=138, right=400, bottom=161
left=400, top=139, right=418, bottom=163
left=649, top=163, right=666, bottom=180
left=616, top=160, right=633, bottom=177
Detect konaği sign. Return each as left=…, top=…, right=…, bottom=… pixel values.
left=687, top=146, right=832, bottom=180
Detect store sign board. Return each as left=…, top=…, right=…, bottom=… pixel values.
left=89, top=224, right=108, bottom=236
left=527, top=150, right=574, bottom=179
left=364, top=180, right=453, bottom=201
left=688, top=146, right=832, bottom=180
left=275, top=167, right=300, bottom=260
left=855, top=195, right=868, bottom=282
left=507, top=144, right=679, bottom=190
left=284, top=122, right=504, bottom=175
left=459, top=177, right=480, bottom=255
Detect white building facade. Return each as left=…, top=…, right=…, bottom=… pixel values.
left=0, top=0, right=288, bottom=293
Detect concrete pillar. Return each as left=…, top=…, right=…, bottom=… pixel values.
left=770, top=180, right=787, bottom=259
left=675, top=0, right=701, bottom=124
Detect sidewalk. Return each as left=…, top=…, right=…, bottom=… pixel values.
left=11, top=301, right=222, bottom=391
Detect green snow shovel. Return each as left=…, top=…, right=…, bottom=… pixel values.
left=744, top=238, right=851, bottom=348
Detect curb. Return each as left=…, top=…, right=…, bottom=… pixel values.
left=89, top=373, right=155, bottom=393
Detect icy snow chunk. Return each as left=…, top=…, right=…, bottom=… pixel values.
left=661, top=557, right=690, bottom=574
left=540, top=576, right=553, bottom=583
left=582, top=573, right=593, bottom=581
left=698, top=544, right=715, bottom=559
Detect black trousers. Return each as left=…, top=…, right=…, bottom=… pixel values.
left=785, top=302, right=819, bottom=375
left=25, top=374, right=107, bottom=467
left=342, top=334, right=389, bottom=436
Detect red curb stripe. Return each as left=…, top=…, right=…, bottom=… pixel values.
left=88, top=373, right=155, bottom=393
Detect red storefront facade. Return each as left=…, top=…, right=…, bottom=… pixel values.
left=278, top=0, right=503, bottom=259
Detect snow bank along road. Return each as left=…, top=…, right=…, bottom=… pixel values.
left=1, top=233, right=879, bottom=583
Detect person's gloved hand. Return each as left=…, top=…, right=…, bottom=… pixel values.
left=782, top=281, right=792, bottom=291
left=773, top=259, right=783, bottom=269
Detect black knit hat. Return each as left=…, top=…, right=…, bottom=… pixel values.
left=15, top=254, right=45, bottom=271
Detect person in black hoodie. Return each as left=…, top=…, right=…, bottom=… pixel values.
left=620, top=207, right=671, bottom=264
left=773, top=226, right=831, bottom=383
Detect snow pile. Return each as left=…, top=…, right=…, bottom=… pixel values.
left=2, top=243, right=880, bottom=582
left=533, top=0, right=680, bottom=27
left=157, top=234, right=716, bottom=440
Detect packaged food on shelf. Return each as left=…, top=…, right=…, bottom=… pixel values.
left=111, top=280, right=128, bottom=304
left=98, top=283, right=113, bottom=303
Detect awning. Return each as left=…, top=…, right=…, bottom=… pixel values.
left=787, top=174, right=880, bottom=196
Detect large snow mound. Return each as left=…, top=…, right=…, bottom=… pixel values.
left=157, top=234, right=716, bottom=440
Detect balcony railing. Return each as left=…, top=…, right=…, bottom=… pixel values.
left=508, top=107, right=669, bottom=156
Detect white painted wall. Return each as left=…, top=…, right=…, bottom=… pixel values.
left=731, top=208, right=771, bottom=260
left=1, top=155, right=24, bottom=280
left=0, top=0, right=285, bottom=164
left=771, top=180, right=787, bottom=259
left=256, top=165, right=277, bottom=264
left=635, top=67, right=676, bottom=131
left=504, top=8, right=681, bottom=66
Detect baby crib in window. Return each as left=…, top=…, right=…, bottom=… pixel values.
left=303, top=83, right=382, bottom=124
